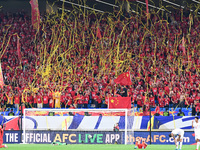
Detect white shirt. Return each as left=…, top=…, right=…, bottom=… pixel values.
left=193, top=121, right=200, bottom=133
left=172, top=128, right=184, bottom=136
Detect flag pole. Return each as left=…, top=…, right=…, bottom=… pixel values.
left=108, top=98, right=109, bottom=109
left=149, top=105, right=151, bottom=144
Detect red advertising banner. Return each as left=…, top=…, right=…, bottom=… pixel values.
left=30, top=0, right=40, bottom=30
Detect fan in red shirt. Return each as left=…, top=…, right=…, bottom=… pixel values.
left=66, top=93, right=73, bottom=108
left=0, top=125, right=7, bottom=148
left=77, top=93, right=84, bottom=108
left=155, top=104, right=160, bottom=116
left=134, top=139, right=147, bottom=149
left=60, top=92, right=66, bottom=108
left=14, top=93, right=20, bottom=111
left=93, top=93, right=101, bottom=108
left=149, top=94, right=155, bottom=107
left=84, top=93, right=90, bottom=108
left=43, top=93, right=49, bottom=108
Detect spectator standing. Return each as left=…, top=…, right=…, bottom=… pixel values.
left=14, top=93, right=20, bottom=111
left=43, top=92, right=49, bottom=108
left=177, top=109, right=185, bottom=116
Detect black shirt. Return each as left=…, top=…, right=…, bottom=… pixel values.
left=121, top=87, right=127, bottom=97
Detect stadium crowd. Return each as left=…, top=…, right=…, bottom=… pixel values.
left=0, top=7, right=200, bottom=115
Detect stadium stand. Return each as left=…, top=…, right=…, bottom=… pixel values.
left=0, top=2, right=200, bottom=116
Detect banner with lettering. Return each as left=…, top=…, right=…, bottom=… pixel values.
left=24, top=131, right=122, bottom=144
left=3, top=130, right=196, bottom=145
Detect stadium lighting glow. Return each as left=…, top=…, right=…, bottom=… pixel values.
left=192, top=0, right=200, bottom=4
left=136, top=0, right=168, bottom=12
left=95, top=0, right=119, bottom=8
left=162, top=0, right=184, bottom=9
left=60, top=0, right=105, bottom=13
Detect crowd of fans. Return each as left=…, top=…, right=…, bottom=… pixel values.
left=0, top=7, right=199, bottom=115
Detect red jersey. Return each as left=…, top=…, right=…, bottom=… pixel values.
left=152, top=88, right=157, bottom=96
left=94, top=95, right=101, bottom=103
left=43, top=96, right=49, bottom=104
left=37, top=95, right=42, bottom=104
left=84, top=95, right=89, bottom=104
left=49, top=99, right=54, bottom=108
left=66, top=96, right=73, bottom=106
left=164, top=98, right=170, bottom=106
left=105, top=97, right=109, bottom=105
left=14, top=96, right=20, bottom=104
left=78, top=95, right=84, bottom=104
left=60, top=95, right=66, bottom=103
left=27, top=96, right=33, bottom=104
left=0, top=128, right=3, bottom=139
left=138, top=143, right=147, bottom=149
left=158, top=97, right=165, bottom=107
left=137, top=97, right=143, bottom=106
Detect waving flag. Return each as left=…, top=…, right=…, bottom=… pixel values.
left=30, top=0, right=40, bottom=30
left=146, top=0, right=149, bottom=17
left=108, top=97, right=131, bottom=109
left=114, top=72, right=132, bottom=85
left=97, top=27, right=102, bottom=39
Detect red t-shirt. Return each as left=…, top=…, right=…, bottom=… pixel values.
left=78, top=96, right=84, bottom=104
left=0, top=128, right=4, bottom=139
left=27, top=96, right=33, bottom=104
left=138, top=143, right=147, bottom=149
left=34, top=96, right=37, bottom=104
left=43, top=96, right=49, bottom=104
left=155, top=106, right=160, bottom=113
left=15, top=96, right=20, bottom=104
left=60, top=95, right=66, bottom=103
left=37, top=95, right=42, bottom=104
left=152, top=88, right=157, bottom=96
left=66, top=96, right=72, bottom=106
left=84, top=95, right=89, bottom=104
left=49, top=99, right=54, bottom=108
left=137, top=97, right=143, bottom=106
left=164, top=98, right=170, bottom=106
left=158, top=97, right=165, bottom=107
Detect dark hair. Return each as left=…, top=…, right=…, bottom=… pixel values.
left=169, top=133, right=172, bottom=137
left=195, top=117, right=199, bottom=120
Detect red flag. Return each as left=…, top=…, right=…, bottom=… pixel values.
left=97, top=27, right=102, bottom=39
left=109, top=97, right=131, bottom=109
left=17, top=36, right=21, bottom=61
left=0, top=63, right=4, bottom=88
left=114, top=72, right=132, bottom=86
left=182, top=37, right=186, bottom=55
left=30, top=0, right=40, bottom=30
